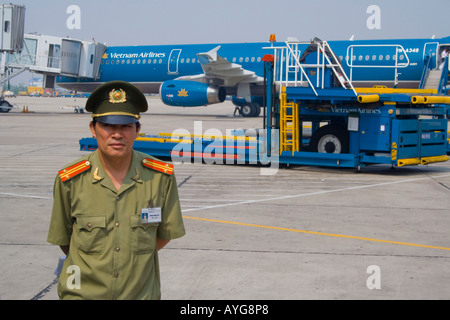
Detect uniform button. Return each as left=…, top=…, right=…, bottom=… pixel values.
left=87, top=223, right=92, bottom=228
left=116, top=196, right=120, bottom=200
left=115, top=247, right=120, bottom=252
left=115, top=222, right=120, bottom=227
left=114, top=273, right=119, bottom=278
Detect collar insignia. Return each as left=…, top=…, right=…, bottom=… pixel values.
left=93, top=167, right=103, bottom=181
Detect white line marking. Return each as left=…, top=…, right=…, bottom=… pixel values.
left=182, top=173, right=450, bottom=213
left=0, top=192, right=51, bottom=200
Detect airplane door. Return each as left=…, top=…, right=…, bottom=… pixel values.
left=168, top=49, right=182, bottom=74
left=424, top=42, right=438, bottom=69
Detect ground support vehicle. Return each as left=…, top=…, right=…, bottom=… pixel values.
left=262, top=47, right=449, bottom=168
left=273, top=85, right=449, bottom=168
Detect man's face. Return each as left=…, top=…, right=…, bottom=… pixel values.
left=89, top=121, right=140, bottom=161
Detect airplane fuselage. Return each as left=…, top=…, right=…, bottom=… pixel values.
left=57, top=36, right=450, bottom=98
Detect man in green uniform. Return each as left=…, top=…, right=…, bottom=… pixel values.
left=47, top=81, right=185, bottom=300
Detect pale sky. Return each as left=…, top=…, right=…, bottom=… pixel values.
left=18, top=0, right=450, bottom=46
left=8, top=0, right=450, bottom=85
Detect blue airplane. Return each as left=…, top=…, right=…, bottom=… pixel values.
left=56, top=35, right=450, bottom=117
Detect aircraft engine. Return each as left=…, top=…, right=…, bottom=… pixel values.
left=160, top=80, right=226, bottom=107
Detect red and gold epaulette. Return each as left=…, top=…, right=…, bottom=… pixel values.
left=142, top=158, right=173, bottom=175
left=59, top=160, right=91, bottom=182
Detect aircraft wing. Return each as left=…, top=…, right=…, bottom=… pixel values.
left=179, top=46, right=263, bottom=87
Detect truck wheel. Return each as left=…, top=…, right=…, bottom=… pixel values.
left=0, top=100, right=12, bottom=113
left=310, top=124, right=349, bottom=153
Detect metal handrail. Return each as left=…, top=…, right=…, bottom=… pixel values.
left=419, top=55, right=432, bottom=89
left=438, top=56, right=449, bottom=94
left=346, top=44, right=410, bottom=87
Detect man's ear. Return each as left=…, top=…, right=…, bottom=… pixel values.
left=89, top=121, right=96, bottom=138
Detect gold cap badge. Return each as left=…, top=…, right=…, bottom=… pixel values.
left=109, top=88, right=127, bottom=104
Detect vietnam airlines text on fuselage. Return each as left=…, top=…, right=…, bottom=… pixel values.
left=109, top=51, right=166, bottom=59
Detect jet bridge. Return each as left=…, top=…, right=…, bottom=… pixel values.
left=0, top=3, right=106, bottom=113
left=4, top=34, right=107, bottom=88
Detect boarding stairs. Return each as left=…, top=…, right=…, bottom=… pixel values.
left=420, top=55, right=449, bottom=94
left=424, top=69, right=443, bottom=90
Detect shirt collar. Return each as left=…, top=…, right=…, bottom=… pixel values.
left=89, top=150, right=143, bottom=191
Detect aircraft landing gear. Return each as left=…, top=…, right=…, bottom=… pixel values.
left=234, top=102, right=261, bottom=117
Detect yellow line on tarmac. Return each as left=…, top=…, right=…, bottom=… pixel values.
left=182, top=215, right=450, bottom=252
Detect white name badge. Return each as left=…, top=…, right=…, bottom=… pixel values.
left=141, top=207, right=162, bottom=224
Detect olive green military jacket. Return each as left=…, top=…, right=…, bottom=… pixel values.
left=47, top=150, right=185, bottom=300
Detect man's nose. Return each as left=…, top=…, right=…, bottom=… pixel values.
left=110, top=126, right=124, bottom=136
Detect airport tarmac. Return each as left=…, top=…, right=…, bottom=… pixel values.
left=1, top=96, right=450, bottom=300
